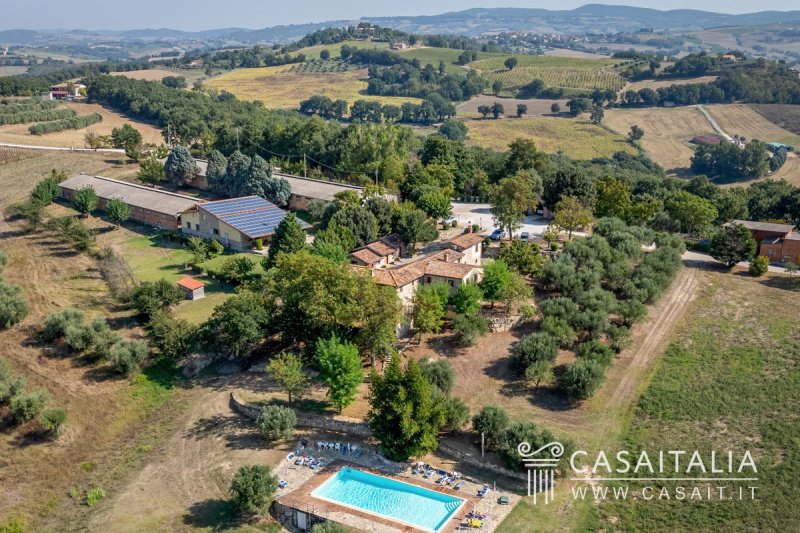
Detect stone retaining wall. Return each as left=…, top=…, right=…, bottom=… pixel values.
left=230, top=393, right=527, bottom=482
left=229, top=393, right=371, bottom=437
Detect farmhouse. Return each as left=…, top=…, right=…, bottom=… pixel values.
left=47, top=82, right=85, bottom=99
left=731, top=220, right=800, bottom=264
left=181, top=196, right=310, bottom=250
left=59, top=174, right=199, bottom=230
left=349, top=234, right=402, bottom=268
left=369, top=248, right=483, bottom=334
left=446, top=232, right=485, bottom=266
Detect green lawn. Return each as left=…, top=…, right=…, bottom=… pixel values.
left=293, top=39, right=390, bottom=60
left=110, top=231, right=262, bottom=323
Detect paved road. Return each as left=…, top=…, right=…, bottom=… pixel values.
left=696, top=105, right=733, bottom=142
left=0, top=142, right=124, bottom=154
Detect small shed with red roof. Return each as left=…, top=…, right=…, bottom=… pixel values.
left=176, top=276, right=205, bottom=300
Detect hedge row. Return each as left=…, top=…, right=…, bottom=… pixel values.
left=29, top=113, right=102, bottom=135
left=0, top=107, right=77, bottom=126
left=0, top=99, right=60, bottom=114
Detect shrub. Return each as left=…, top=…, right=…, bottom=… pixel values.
left=41, top=308, right=85, bottom=341
left=108, top=340, right=149, bottom=375
left=40, top=407, right=67, bottom=438
left=519, top=303, right=537, bottom=323
left=510, top=332, right=558, bottom=373
left=0, top=282, right=29, bottom=328
left=219, top=255, right=256, bottom=285
left=72, top=186, right=98, bottom=216
left=230, top=464, right=279, bottom=515
left=749, top=256, right=769, bottom=277
left=145, top=312, right=197, bottom=359
left=419, top=359, right=456, bottom=395
left=557, top=360, right=606, bottom=401
left=540, top=316, right=577, bottom=347
left=471, top=405, right=509, bottom=447
left=130, top=279, right=184, bottom=318
left=254, top=238, right=263, bottom=251
left=209, top=240, right=224, bottom=257
left=11, top=389, right=50, bottom=423
left=616, top=299, right=648, bottom=326
left=525, top=359, right=552, bottom=389
left=30, top=175, right=61, bottom=205
left=256, top=404, right=297, bottom=442
left=575, top=339, right=615, bottom=367
left=0, top=358, right=26, bottom=405
left=605, top=324, right=632, bottom=352
left=452, top=313, right=490, bottom=347
left=29, top=113, right=102, bottom=135
left=496, top=421, right=573, bottom=475
left=441, top=396, right=470, bottom=433
left=538, top=297, right=579, bottom=322
left=85, top=487, right=106, bottom=506
left=452, top=283, right=483, bottom=315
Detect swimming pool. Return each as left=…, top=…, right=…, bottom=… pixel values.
left=311, top=467, right=464, bottom=532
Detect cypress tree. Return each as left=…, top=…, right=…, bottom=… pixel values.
left=263, top=212, right=307, bottom=269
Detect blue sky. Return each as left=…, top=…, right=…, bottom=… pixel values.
left=3, top=1, right=798, bottom=31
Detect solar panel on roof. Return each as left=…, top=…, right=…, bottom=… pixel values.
left=202, top=196, right=271, bottom=215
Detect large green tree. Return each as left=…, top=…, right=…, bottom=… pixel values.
left=111, top=124, right=143, bottom=160
left=368, top=354, right=444, bottom=461
left=480, top=259, right=512, bottom=308
left=164, top=145, right=198, bottom=186
left=267, top=352, right=310, bottom=405
left=316, top=334, right=363, bottom=413
left=72, top=186, right=98, bottom=217
left=263, top=212, right=307, bottom=269
left=490, top=174, right=534, bottom=237
left=710, top=223, right=757, bottom=268
left=230, top=465, right=279, bottom=516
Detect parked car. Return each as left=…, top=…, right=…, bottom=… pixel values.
left=489, top=228, right=506, bottom=240
left=441, top=215, right=457, bottom=226
left=520, top=232, right=530, bottom=242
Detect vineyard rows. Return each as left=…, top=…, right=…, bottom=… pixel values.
left=285, top=59, right=360, bottom=74
left=480, top=66, right=626, bottom=91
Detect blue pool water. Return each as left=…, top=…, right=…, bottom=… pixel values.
left=311, top=467, right=464, bottom=532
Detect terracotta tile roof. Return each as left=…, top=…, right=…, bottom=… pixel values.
left=423, top=260, right=479, bottom=279
left=371, top=249, right=467, bottom=288
left=350, top=248, right=382, bottom=265
left=365, top=241, right=397, bottom=256
left=448, top=232, right=484, bottom=250
left=176, top=276, right=205, bottom=290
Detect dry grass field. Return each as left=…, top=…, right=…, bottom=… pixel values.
left=603, top=106, right=715, bottom=175
left=749, top=104, right=800, bottom=136
left=110, top=68, right=205, bottom=86
left=0, top=151, right=186, bottom=531
left=0, top=102, right=163, bottom=148
left=465, top=116, right=636, bottom=159
left=456, top=94, right=568, bottom=116
left=705, top=103, right=800, bottom=147
left=0, top=66, right=28, bottom=76
left=204, top=66, right=420, bottom=109
left=623, top=75, right=718, bottom=92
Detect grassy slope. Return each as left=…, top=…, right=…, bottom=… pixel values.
left=590, top=271, right=800, bottom=531
left=465, top=116, right=636, bottom=159
left=204, top=66, right=419, bottom=109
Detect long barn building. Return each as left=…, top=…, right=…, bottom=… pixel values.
left=59, top=174, right=199, bottom=230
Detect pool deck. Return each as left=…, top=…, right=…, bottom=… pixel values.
left=275, top=455, right=518, bottom=532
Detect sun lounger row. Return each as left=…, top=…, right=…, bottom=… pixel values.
left=315, top=441, right=365, bottom=458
